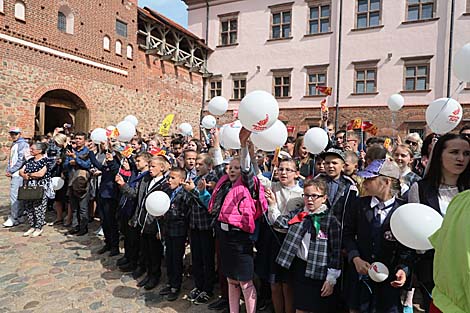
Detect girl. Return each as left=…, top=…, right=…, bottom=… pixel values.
left=293, top=136, right=315, bottom=179
left=343, top=159, right=412, bottom=313
left=208, top=127, right=268, bottom=313
left=274, top=178, right=341, bottom=313
left=393, top=144, right=421, bottom=199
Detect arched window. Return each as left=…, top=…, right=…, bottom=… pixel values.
left=126, top=44, right=133, bottom=59
left=14, top=1, right=25, bottom=21
left=58, top=5, right=74, bottom=34
left=0, top=0, right=4, bottom=14
left=58, top=12, right=67, bottom=32
left=103, top=36, right=110, bottom=51
left=115, top=40, right=122, bottom=55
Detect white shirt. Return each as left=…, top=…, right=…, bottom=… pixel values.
left=370, top=196, right=395, bottom=224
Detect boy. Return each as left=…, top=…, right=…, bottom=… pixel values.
left=116, top=155, right=171, bottom=290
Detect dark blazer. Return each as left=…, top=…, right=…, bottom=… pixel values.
left=88, top=151, right=120, bottom=199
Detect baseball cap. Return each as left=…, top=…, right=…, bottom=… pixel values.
left=357, top=159, right=400, bottom=180
left=320, top=148, right=346, bottom=162
left=8, top=127, right=21, bottom=133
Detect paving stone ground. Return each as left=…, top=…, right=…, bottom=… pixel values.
left=0, top=166, right=219, bottom=313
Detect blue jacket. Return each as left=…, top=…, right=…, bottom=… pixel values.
left=88, top=151, right=120, bottom=199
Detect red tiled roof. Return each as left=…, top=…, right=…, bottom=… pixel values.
left=138, top=7, right=210, bottom=51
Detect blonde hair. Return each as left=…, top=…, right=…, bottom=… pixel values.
left=151, top=155, right=171, bottom=172
left=53, top=133, right=67, bottom=146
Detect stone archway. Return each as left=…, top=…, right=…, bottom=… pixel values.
left=35, top=89, right=89, bottom=135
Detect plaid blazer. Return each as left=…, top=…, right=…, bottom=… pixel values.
left=275, top=207, right=342, bottom=280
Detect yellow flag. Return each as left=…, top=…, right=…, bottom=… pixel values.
left=158, top=114, right=175, bottom=136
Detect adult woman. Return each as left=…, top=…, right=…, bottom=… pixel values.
left=20, top=142, right=53, bottom=237
left=293, top=136, right=315, bottom=179
left=406, top=133, right=470, bottom=313
left=404, top=133, right=423, bottom=159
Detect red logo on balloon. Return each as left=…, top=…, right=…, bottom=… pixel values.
left=448, top=107, right=461, bottom=123
left=252, top=114, right=269, bottom=131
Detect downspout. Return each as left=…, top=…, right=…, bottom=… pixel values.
left=334, top=0, right=343, bottom=132
left=199, top=0, right=210, bottom=139
left=446, top=0, right=455, bottom=97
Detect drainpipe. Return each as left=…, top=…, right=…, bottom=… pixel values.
left=446, top=0, right=455, bottom=97
left=334, top=0, right=343, bottom=133
left=199, top=0, right=210, bottom=139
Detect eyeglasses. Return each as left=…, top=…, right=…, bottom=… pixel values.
left=278, top=167, right=296, bottom=173
left=302, top=193, right=324, bottom=200
left=405, top=140, right=418, bottom=146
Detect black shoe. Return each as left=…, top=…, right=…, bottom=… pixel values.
left=119, top=262, right=136, bottom=272
left=257, top=298, right=268, bottom=311
left=97, top=245, right=110, bottom=255
left=132, top=267, right=145, bottom=280
left=194, top=291, right=212, bottom=305
left=137, top=275, right=150, bottom=288
left=159, top=286, right=172, bottom=296
left=116, top=256, right=128, bottom=266
left=144, top=277, right=159, bottom=290
left=109, top=248, right=120, bottom=257
left=187, top=288, right=201, bottom=302
left=76, top=228, right=88, bottom=236
left=208, top=297, right=229, bottom=311
left=166, top=288, right=180, bottom=301
left=67, top=227, right=80, bottom=235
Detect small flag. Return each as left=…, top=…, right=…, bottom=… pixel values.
left=121, top=145, right=134, bottom=158
left=316, top=86, right=333, bottom=96
left=352, top=118, right=363, bottom=130
left=159, top=114, right=175, bottom=137
left=320, top=98, right=328, bottom=113
left=272, top=147, right=281, bottom=167
left=233, top=109, right=239, bottom=119
left=149, top=147, right=166, bottom=156
left=362, top=121, right=378, bottom=136
left=384, top=138, right=392, bottom=149
left=286, top=125, right=295, bottom=133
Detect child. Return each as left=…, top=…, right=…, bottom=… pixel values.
left=274, top=178, right=341, bottom=313
left=115, top=155, right=171, bottom=290
left=343, top=159, right=412, bottom=313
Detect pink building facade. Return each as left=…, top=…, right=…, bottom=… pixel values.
left=184, top=0, right=470, bottom=136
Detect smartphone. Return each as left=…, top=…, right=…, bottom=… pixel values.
left=66, top=144, right=73, bottom=151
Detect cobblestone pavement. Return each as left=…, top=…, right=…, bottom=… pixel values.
left=0, top=169, right=217, bottom=313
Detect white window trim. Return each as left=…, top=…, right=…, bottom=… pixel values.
left=15, top=0, right=26, bottom=21
left=115, top=40, right=122, bottom=56
left=126, top=44, right=133, bottom=59
left=103, top=36, right=110, bottom=51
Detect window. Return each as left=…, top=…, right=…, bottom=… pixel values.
left=272, top=69, right=292, bottom=98
left=116, top=19, right=128, bottom=37
left=353, top=60, right=379, bottom=94
left=409, top=128, right=424, bottom=138
left=356, top=0, right=381, bottom=28
left=219, top=13, right=238, bottom=46
left=126, top=45, right=133, bottom=59
left=269, top=3, right=293, bottom=39
left=231, top=74, right=247, bottom=100
left=103, top=36, right=110, bottom=51
left=209, top=78, right=222, bottom=99
left=305, top=65, right=328, bottom=96
left=58, top=12, right=67, bottom=32
left=407, top=0, right=434, bottom=21
left=467, top=0, right=470, bottom=13
left=15, top=1, right=25, bottom=21
left=0, top=0, right=4, bottom=14
left=402, top=57, right=432, bottom=91
left=115, top=40, right=122, bottom=55
left=308, top=2, right=331, bottom=34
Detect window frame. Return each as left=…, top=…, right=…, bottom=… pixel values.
left=402, top=56, right=433, bottom=92
left=0, top=0, right=4, bottom=14
left=307, top=1, right=331, bottom=34
left=352, top=60, right=379, bottom=94
left=116, top=19, right=128, bottom=38
left=14, top=0, right=26, bottom=21
left=103, top=35, right=111, bottom=51
left=406, top=0, right=435, bottom=22
left=269, top=2, right=294, bottom=40
left=272, top=68, right=293, bottom=99
left=305, top=64, right=329, bottom=97
left=57, top=11, right=67, bottom=32
left=218, top=12, right=239, bottom=46
left=355, top=0, right=382, bottom=29
left=231, top=72, right=247, bottom=100
left=126, top=44, right=133, bottom=60
left=209, top=77, right=223, bottom=99
left=115, top=40, right=122, bottom=56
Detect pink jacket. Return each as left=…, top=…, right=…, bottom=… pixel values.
left=209, top=175, right=268, bottom=234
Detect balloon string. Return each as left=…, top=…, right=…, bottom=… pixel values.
left=428, top=81, right=464, bottom=128
left=141, top=212, right=148, bottom=235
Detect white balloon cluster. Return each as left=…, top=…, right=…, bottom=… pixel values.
left=90, top=115, right=138, bottom=144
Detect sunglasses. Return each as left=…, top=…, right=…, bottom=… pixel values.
left=405, top=140, right=418, bottom=146
left=302, top=193, right=324, bottom=200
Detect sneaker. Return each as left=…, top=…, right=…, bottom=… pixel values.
left=95, top=227, right=104, bottom=236
left=23, top=228, right=35, bottom=237
left=159, top=286, right=172, bottom=296
left=167, top=288, right=180, bottom=302
left=3, top=218, right=16, bottom=228
left=187, top=288, right=201, bottom=302
left=208, top=297, right=229, bottom=310
left=194, top=291, right=211, bottom=305
left=31, top=228, right=43, bottom=237
left=403, top=306, right=413, bottom=313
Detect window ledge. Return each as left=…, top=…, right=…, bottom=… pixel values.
left=400, top=89, right=431, bottom=94
left=216, top=43, right=239, bottom=48
left=463, top=13, right=470, bottom=16
left=275, top=96, right=292, bottom=99
left=229, top=99, right=242, bottom=101
left=267, top=37, right=293, bottom=43
left=15, top=18, right=26, bottom=23
left=303, top=95, right=326, bottom=98
left=351, top=25, right=384, bottom=32
left=401, top=17, right=440, bottom=25
left=350, top=92, right=379, bottom=96
left=303, top=31, right=333, bottom=38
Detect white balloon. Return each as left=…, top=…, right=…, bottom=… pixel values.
left=201, top=115, right=217, bottom=129
left=124, top=115, right=139, bottom=127
left=239, top=90, right=279, bottom=132
left=116, top=120, right=136, bottom=142
left=178, top=123, right=193, bottom=136
left=220, top=121, right=242, bottom=149
left=251, top=120, right=288, bottom=152
left=51, top=177, right=65, bottom=191
left=425, top=98, right=462, bottom=135
left=390, top=203, right=443, bottom=250
left=387, top=94, right=404, bottom=112
left=368, top=262, right=390, bottom=283
left=453, top=43, right=470, bottom=82
left=303, top=127, right=329, bottom=154
left=145, top=191, right=171, bottom=217
left=90, top=128, right=107, bottom=144
left=208, top=96, right=229, bottom=116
